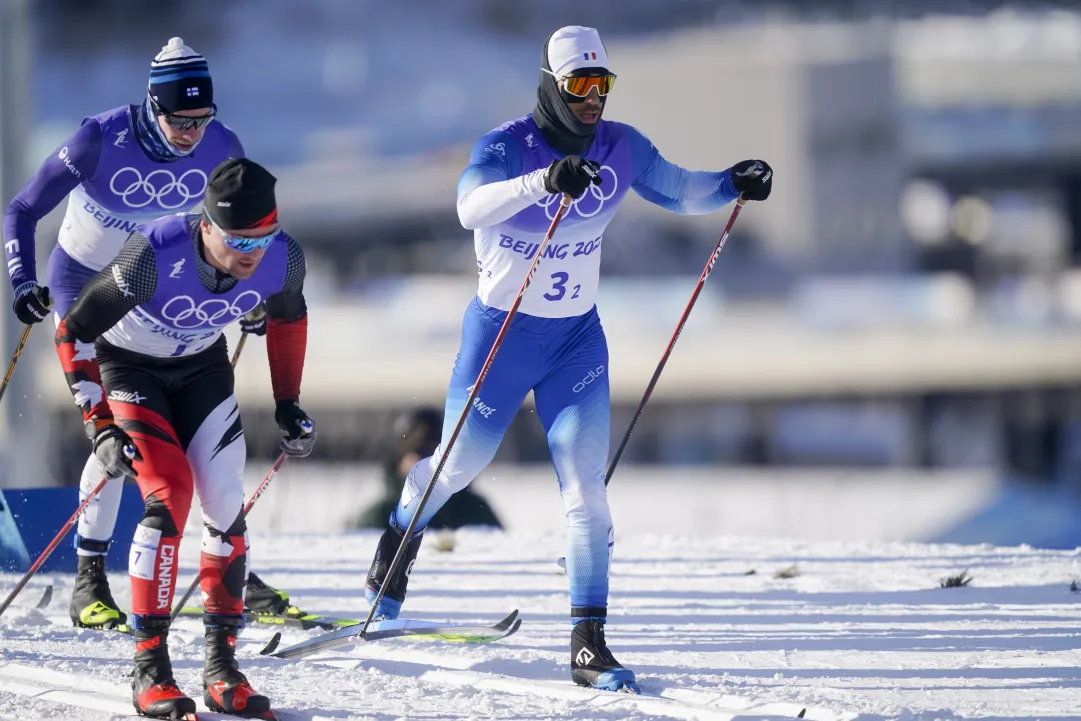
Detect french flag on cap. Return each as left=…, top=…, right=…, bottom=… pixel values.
left=583, top=51, right=597, bottom=60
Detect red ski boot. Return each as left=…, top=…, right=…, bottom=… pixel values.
left=131, top=621, right=197, bottom=719
left=203, top=616, right=274, bottom=719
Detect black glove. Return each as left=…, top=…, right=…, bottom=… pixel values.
left=274, top=400, right=316, bottom=457
left=11, top=282, right=52, bottom=325
left=730, top=159, right=773, bottom=201
left=239, top=303, right=267, bottom=336
left=544, top=156, right=602, bottom=199
left=91, top=424, right=141, bottom=479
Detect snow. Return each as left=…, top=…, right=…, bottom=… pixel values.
left=1, top=529, right=1079, bottom=720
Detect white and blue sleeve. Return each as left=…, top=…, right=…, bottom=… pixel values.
left=456, top=131, right=550, bottom=230
left=623, top=124, right=739, bottom=215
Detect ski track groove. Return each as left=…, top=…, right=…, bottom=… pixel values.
left=0, top=530, right=1078, bottom=719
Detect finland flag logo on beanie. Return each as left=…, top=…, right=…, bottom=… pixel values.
left=546, top=26, right=610, bottom=77
left=148, top=37, right=213, bottom=113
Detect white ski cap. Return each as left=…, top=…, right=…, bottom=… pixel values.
left=546, top=26, right=610, bottom=77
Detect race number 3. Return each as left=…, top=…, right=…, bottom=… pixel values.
left=543, top=272, right=580, bottom=301
left=544, top=272, right=569, bottom=301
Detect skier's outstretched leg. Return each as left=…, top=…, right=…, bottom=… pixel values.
left=50, top=246, right=130, bottom=629
left=366, top=299, right=535, bottom=619
left=108, top=382, right=197, bottom=717
left=534, top=309, right=637, bottom=693
left=179, top=376, right=272, bottom=719
left=70, top=452, right=128, bottom=628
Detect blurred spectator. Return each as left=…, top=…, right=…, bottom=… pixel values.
left=352, top=407, right=503, bottom=531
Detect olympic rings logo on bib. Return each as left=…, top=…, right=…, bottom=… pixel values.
left=538, top=165, right=618, bottom=220
left=160, top=291, right=262, bottom=329
left=109, top=167, right=208, bottom=210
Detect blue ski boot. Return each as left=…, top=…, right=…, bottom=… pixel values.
left=364, top=525, right=423, bottom=620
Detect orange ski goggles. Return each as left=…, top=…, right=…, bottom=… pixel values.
left=542, top=69, right=617, bottom=98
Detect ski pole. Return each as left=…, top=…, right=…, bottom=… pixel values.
left=605, top=196, right=746, bottom=485
left=171, top=322, right=266, bottom=616
left=169, top=440, right=306, bottom=620
left=359, top=193, right=574, bottom=639
left=0, top=324, right=33, bottom=407
left=0, top=444, right=136, bottom=618
left=231, top=334, right=248, bottom=368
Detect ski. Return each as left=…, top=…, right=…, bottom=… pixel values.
left=176, top=606, right=360, bottom=632
left=261, top=609, right=521, bottom=660
left=419, top=669, right=814, bottom=720
left=0, top=662, right=286, bottom=719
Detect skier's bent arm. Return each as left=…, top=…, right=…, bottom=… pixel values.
left=265, top=234, right=308, bottom=403
left=56, top=232, right=158, bottom=431
left=456, top=132, right=550, bottom=230
left=2, top=120, right=104, bottom=289
left=622, top=124, right=739, bottom=216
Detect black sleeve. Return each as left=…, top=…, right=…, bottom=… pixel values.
left=264, top=233, right=307, bottom=321
left=66, top=231, right=158, bottom=342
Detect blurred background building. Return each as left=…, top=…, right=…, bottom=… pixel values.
left=3, top=0, right=1081, bottom=546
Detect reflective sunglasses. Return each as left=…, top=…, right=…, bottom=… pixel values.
left=151, top=98, right=217, bottom=131
left=541, top=68, right=616, bottom=98
left=204, top=211, right=280, bottom=253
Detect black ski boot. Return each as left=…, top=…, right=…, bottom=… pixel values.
left=131, top=619, right=196, bottom=719
left=364, top=524, right=423, bottom=620
left=203, top=615, right=274, bottom=719
left=244, top=572, right=295, bottom=616
left=70, top=554, right=128, bottom=629
left=570, top=618, right=639, bottom=693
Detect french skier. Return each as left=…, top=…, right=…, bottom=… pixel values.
left=362, top=25, right=773, bottom=692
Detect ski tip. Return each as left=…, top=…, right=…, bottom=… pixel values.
left=500, top=609, right=520, bottom=629
left=260, top=632, right=282, bottom=656
left=34, top=584, right=53, bottom=610
left=797, top=709, right=807, bottom=719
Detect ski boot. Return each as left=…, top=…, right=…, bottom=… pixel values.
left=244, top=572, right=299, bottom=617
left=364, top=524, right=423, bottom=620
left=571, top=618, right=639, bottom=693
left=131, top=619, right=196, bottom=719
left=70, top=554, right=128, bottom=629
left=203, top=615, right=274, bottom=719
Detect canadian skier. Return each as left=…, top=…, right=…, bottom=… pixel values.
left=55, top=157, right=314, bottom=718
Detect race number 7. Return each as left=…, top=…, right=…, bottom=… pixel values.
left=543, top=272, right=580, bottom=301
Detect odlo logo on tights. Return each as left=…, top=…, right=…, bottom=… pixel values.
left=573, top=366, right=605, bottom=394
left=157, top=545, right=175, bottom=609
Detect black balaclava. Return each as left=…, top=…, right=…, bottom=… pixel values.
left=532, top=29, right=610, bottom=157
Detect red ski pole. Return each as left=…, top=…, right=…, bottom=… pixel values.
left=605, top=196, right=747, bottom=485
left=0, top=445, right=135, bottom=617
left=359, top=193, right=575, bottom=638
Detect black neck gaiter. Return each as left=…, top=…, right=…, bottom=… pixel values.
left=531, top=40, right=603, bottom=157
